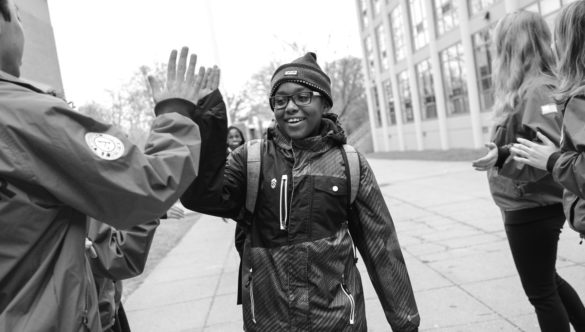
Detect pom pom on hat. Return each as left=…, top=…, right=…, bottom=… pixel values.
left=269, top=52, right=333, bottom=110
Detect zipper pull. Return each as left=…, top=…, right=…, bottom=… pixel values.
left=279, top=175, right=288, bottom=230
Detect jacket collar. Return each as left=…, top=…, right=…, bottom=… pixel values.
left=0, top=71, right=47, bottom=93
left=269, top=113, right=347, bottom=153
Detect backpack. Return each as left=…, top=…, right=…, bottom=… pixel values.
left=244, top=139, right=360, bottom=215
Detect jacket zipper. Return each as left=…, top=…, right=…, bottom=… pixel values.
left=346, top=229, right=358, bottom=263
left=288, top=141, right=297, bottom=230
left=279, top=174, right=288, bottom=230
left=82, top=275, right=91, bottom=331
left=340, top=281, right=355, bottom=325
left=248, top=268, right=257, bottom=323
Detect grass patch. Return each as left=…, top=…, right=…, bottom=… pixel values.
left=367, top=148, right=486, bottom=162
left=122, top=211, right=201, bottom=299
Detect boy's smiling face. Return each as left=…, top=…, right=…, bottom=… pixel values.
left=273, top=82, right=328, bottom=140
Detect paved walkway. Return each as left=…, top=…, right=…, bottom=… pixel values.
left=125, top=158, right=585, bottom=331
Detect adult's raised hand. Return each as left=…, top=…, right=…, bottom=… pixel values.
left=148, top=46, right=208, bottom=105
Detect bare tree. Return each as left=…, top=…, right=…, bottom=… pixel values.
left=324, top=56, right=368, bottom=135
left=77, top=63, right=165, bottom=147
left=225, top=91, right=247, bottom=123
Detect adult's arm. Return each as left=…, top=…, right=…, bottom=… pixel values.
left=87, top=218, right=159, bottom=280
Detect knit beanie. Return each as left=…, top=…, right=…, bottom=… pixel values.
left=269, top=52, right=333, bottom=110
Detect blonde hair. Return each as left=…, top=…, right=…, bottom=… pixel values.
left=492, top=11, right=556, bottom=119
left=555, top=1, right=585, bottom=103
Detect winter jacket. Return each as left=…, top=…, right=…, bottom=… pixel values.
left=548, top=95, right=585, bottom=234
left=87, top=218, right=160, bottom=331
left=181, top=114, right=419, bottom=332
left=0, top=72, right=207, bottom=332
left=487, top=79, right=563, bottom=221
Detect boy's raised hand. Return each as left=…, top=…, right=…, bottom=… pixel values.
left=196, top=66, right=221, bottom=101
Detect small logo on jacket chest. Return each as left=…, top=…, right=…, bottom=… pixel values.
left=271, top=178, right=277, bottom=189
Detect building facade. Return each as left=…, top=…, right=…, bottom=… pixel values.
left=18, top=0, right=63, bottom=94
left=356, top=0, right=577, bottom=151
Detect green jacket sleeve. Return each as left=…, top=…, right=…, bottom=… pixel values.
left=0, top=85, right=204, bottom=229
left=552, top=96, right=585, bottom=198
left=87, top=218, right=160, bottom=280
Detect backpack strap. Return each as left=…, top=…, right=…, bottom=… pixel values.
left=342, top=144, right=360, bottom=206
left=245, top=139, right=263, bottom=213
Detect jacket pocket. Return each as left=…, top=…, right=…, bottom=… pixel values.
left=311, top=177, right=348, bottom=238
left=340, top=283, right=355, bottom=325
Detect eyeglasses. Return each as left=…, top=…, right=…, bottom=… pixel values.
left=270, top=91, right=321, bottom=110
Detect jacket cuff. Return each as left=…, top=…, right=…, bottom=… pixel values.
left=154, top=98, right=196, bottom=117
left=495, top=145, right=510, bottom=168
left=546, top=151, right=561, bottom=173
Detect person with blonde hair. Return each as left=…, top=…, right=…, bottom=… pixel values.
left=472, top=10, right=585, bottom=332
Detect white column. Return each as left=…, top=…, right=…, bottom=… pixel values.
left=400, top=0, right=424, bottom=150
left=457, top=0, right=484, bottom=148
left=354, top=0, right=381, bottom=152
left=423, top=0, right=449, bottom=149
left=381, top=5, right=405, bottom=151
left=370, top=27, right=392, bottom=152
left=504, top=0, right=520, bottom=11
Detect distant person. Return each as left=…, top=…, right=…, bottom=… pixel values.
left=224, top=125, right=248, bottom=303
left=472, top=10, right=585, bottom=332
left=182, top=52, right=419, bottom=331
left=0, top=0, right=225, bottom=329
left=227, top=125, right=246, bottom=153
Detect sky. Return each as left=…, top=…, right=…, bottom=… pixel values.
left=47, top=0, right=363, bottom=106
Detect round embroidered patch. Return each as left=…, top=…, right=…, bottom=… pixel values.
left=85, top=132, right=125, bottom=160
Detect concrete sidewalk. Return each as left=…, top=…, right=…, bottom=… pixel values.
left=125, top=158, right=585, bottom=331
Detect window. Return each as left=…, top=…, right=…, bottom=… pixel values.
left=416, top=60, right=437, bottom=119
left=524, top=0, right=562, bottom=15
left=409, top=0, right=428, bottom=50
left=397, top=71, right=414, bottom=123
left=365, top=36, right=376, bottom=78
left=468, top=0, right=496, bottom=16
left=435, top=0, right=459, bottom=35
left=383, top=80, right=396, bottom=125
left=376, top=25, right=389, bottom=71
left=390, top=6, right=406, bottom=62
left=473, top=25, right=495, bottom=112
left=441, top=43, right=469, bottom=115
left=372, top=86, right=383, bottom=127
left=371, top=0, right=381, bottom=16
left=360, top=0, right=369, bottom=28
